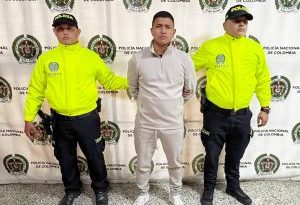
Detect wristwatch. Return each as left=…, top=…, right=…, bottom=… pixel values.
left=261, top=107, right=270, bottom=114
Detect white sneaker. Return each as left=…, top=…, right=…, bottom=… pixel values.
left=133, top=193, right=149, bottom=205
left=169, top=194, right=183, bottom=205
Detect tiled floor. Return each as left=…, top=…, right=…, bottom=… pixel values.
left=0, top=180, right=299, bottom=205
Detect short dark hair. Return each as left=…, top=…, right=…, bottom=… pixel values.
left=152, top=11, right=174, bottom=26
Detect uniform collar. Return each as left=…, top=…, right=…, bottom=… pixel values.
left=223, top=33, right=246, bottom=42
left=58, top=42, right=81, bottom=51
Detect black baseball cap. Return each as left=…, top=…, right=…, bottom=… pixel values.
left=52, top=13, right=78, bottom=28
left=225, top=5, right=253, bottom=21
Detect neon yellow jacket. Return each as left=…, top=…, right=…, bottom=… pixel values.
left=192, top=34, right=271, bottom=110
left=25, top=42, right=128, bottom=121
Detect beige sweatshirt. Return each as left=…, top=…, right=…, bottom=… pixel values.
left=127, top=44, right=196, bottom=129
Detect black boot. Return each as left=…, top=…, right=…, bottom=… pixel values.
left=95, top=191, right=108, bottom=205
left=59, top=192, right=81, bottom=205
left=200, top=189, right=214, bottom=205
left=226, top=188, right=252, bottom=205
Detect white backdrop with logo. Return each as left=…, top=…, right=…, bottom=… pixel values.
left=1, top=0, right=300, bottom=184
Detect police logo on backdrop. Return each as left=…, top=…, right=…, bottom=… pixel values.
left=196, top=76, right=207, bottom=99
left=270, top=75, right=291, bottom=101
left=3, top=154, right=29, bottom=175
left=45, top=0, right=74, bottom=12
left=129, top=156, right=154, bottom=175
left=171, top=35, right=189, bottom=53
left=254, top=154, right=280, bottom=175
left=199, top=0, right=228, bottom=12
left=0, top=77, right=12, bottom=103
left=12, top=34, right=42, bottom=64
left=192, top=154, right=205, bottom=174
left=123, top=0, right=152, bottom=12
left=77, top=156, right=89, bottom=175
left=100, top=121, right=120, bottom=144
left=275, top=0, right=300, bottom=12
left=292, top=123, right=300, bottom=143
left=88, top=35, right=116, bottom=63
left=32, top=122, right=52, bottom=145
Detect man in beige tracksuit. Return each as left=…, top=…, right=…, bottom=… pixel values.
left=127, top=11, right=196, bottom=205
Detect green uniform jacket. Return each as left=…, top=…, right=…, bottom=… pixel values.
left=25, top=42, right=128, bottom=121
left=192, top=34, right=271, bottom=110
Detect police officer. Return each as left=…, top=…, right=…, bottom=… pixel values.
left=24, top=13, right=128, bottom=205
left=192, top=5, right=271, bottom=205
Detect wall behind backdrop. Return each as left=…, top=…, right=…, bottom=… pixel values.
left=1, top=0, right=300, bottom=184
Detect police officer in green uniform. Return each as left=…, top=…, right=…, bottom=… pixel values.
left=192, top=5, right=271, bottom=205
left=24, top=13, right=128, bottom=205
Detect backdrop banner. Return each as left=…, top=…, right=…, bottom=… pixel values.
left=1, top=0, right=300, bottom=184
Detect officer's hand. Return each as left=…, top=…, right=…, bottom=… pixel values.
left=24, top=121, right=40, bottom=141
left=257, top=111, right=268, bottom=127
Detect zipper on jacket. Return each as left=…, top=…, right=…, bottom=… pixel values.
left=231, top=41, right=237, bottom=110
left=61, top=49, right=69, bottom=115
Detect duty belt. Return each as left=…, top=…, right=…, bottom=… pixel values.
left=52, top=108, right=97, bottom=120
left=206, top=100, right=249, bottom=115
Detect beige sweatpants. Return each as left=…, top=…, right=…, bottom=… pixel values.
left=134, top=127, right=184, bottom=195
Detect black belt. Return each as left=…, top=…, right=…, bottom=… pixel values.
left=206, top=100, right=249, bottom=115
left=52, top=109, right=97, bottom=121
